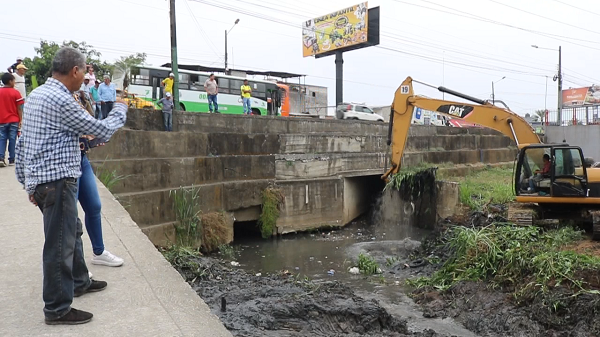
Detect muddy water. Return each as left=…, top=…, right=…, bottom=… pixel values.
left=230, top=199, right=478, bottom=336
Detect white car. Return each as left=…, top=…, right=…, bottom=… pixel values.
left=336, top=103, right=385, bottom=122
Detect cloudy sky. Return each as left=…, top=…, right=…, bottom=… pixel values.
left=3, top=0, right=599, bottom=116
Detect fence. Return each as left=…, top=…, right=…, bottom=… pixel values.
left=543, top=105, right=600, bottom=126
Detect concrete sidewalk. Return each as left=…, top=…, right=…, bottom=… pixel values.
left=0, top=166, right=232, bottom=337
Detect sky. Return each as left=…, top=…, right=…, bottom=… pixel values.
left=2, top=0, right=600, bottom=116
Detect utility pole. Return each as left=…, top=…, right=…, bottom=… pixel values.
left=224, top=30, right=228, bottom=74
left=557, top=45, right=562, bottom=124
left=335, top=50, right=343, bottom=105
left=169, top=0, right=179, bottom=109
left=492, top=81, right=495, bottom=105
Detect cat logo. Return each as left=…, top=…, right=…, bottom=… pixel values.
left=448, top=106, right=465, bottom=117
left=436, top=104, right=473, bottom=118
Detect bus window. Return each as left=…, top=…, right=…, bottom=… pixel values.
left=189, top=75, right=208, bottom=91
left=231, top=79, right=244, bottom=95
left=179, top=73, right=190, bottom=90
left=131, top=68, right=150, bottom=85
left=218, top=78, right=229, bottom=94
left=253, top=83, right=266, bottom=96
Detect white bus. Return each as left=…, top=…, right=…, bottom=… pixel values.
left=116, top=65, right=291, bottom=116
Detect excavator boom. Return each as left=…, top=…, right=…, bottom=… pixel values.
left=385, top=77, right=541, bottom=177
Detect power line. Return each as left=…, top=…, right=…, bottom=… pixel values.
left=183, top=0, right=222, bottom=59
left=485, top=0, right=600, bottom=36
left=550, top=0, right=600, bottom=18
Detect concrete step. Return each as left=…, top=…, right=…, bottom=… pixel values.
left=275, top=153, right=387, bottom=180
left=115, top=179, right=273, bottom=227
left=90, top=155, right=275, bottom=194
left=402, top=148, right=517, bottom=168
left=405, top=135, right=514, bottom=152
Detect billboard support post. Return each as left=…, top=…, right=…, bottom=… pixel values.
left=335, top=50, right=343, bottom=106
left=558, top=45, right=562, bottom=125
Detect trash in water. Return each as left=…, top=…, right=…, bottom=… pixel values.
left=348, top=267, right=360, bottom=275
left=255, top=273, right=262, bottom=277
left=230, top=261, right=240, bottom=267
left=295, top=267, right=300, bottom=270
left=327, top=269, right=335, bottom=276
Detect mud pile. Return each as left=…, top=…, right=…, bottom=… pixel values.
left=176, top=257, right=445, bottom=337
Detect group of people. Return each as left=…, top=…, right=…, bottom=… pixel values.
left=199, top=73, right=254, bottom=115
left=2, top=48, right=127, bottom=325
left=77, top=67, right=118, bottom=121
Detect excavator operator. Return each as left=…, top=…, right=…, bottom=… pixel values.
left=528, top=154, right=551, bottom=193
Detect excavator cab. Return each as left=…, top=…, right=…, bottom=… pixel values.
left=516, top=145, right=588, bottom=198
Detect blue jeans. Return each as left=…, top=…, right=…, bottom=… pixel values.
left=78, top=155, right=105, bottom=256
left=163, top=112, right=172, bottom=131
left=34, top=178, right=91, bottom=320
left=0, top=122, right=19, bottom=161
left=95, top=102, right=102, bottom=119
left=208, top=94, right=219, bottom=112
left=243, top=97, right=252, bottom=114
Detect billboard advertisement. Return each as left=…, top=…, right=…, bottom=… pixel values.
left=302, top=2, right=369, bottom=57
left=562, top=86, right=600, bottom=107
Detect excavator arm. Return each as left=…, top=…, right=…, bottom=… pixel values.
left=383, top=76, right=541, bottom=179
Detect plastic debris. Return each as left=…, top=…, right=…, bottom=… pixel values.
left=348, top=267, right=360, bottom=275
left=327, top=269, right=335, bottom=276
left=230, top=261, right=240, bottom=267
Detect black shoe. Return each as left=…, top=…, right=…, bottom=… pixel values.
left=215, top=110, right=221, bottom=113
left=8, top=159, right=15, bottom=166
left=74, top=279, right=107, bottom=297
left=45, top=308, right=93, bottom=325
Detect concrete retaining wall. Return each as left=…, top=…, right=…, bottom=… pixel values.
left=89, top=109, right=517, bottom=245
left=546, top=125, right=600, bottom=161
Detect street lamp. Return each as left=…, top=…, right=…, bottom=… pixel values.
left=532, top=44, right=562, bottom=124
left=224, top=19, right=240, bottom=74
left=491, top=76, right=506, bottom=105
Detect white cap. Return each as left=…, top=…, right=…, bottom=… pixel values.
left=166, top=92, right=172, bottom=97
left=84, top=74, right=91, bottom=80
left=16, top=56, right=23, bottom=60
left=169, top=72, right=174, bottom=77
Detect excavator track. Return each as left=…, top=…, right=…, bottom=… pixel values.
left=591, top=211, right=600, bottom=241
left=507, top=203, right=537, bottom=227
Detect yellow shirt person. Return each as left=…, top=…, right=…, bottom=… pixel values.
left=162, top=72, right=174, bottom=94
left=241, top=80, right=252, bottom=115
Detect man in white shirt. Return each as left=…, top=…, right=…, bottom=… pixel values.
left=13, top=64, right=27, bottom=99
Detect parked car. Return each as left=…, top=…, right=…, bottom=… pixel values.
left=336, top=102, right=385, bottom=122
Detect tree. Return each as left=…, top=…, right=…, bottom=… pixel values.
left=534, top=109, right=546, bottom=124
left=112, top=53, right=147, bottom=90
left=23, top=40, right=112, bottom=91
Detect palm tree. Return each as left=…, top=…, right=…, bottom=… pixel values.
left=534, top=109, right=545, bottom=124
left=112, top=53, right=147, bottom=90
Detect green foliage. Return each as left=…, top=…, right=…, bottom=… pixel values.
left=454, top=167, right=514, bottom=210
left=258, top=187, right=284, bottom=239
left=407, top=225, right=600, bottom=302
left=162, top=245, right=200, bottom=270
left=218, top=244, right=236, bottom=259
left=385, top=162, right=450, bottom=192
left=170, top=187, right=202, bottom=247
left=358, top=253, right=380, bottom=275
left=93, top=161, right=128, bottom=192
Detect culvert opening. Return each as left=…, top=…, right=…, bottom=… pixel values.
left=343, top=175, right=387, bottom=223
left=233, top=220, right=262, bottom=241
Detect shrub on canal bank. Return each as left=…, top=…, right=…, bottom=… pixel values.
left=452, top=167, right=514, bottom=210
left=407, top=225, right=600, bottom=305
left=258, top=187, right=284, bottom=239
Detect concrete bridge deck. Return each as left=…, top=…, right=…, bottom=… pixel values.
left=0, top=166, right=231, bottom=337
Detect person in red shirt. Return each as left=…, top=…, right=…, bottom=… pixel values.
left=0, top=73, right=25, bottom=167
left=528, top=154, right=551, bottom=192
left=535, top=154, right=551, bottom=175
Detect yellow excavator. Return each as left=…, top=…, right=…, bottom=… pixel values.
left=383, top=77, right=600, bottom=239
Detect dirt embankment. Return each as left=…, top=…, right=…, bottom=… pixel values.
left=175, top=256, right=446, bottom=337
left=409, top=211, right=600, bottom=337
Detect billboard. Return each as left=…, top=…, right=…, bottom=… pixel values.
left=562, top=86, right=600, bottom=107
left=302, top=2, right=369, bottom=57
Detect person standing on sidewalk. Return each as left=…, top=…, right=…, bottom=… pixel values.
left=86, top=66, right=96, bottom=91
left=241, top=79, right=252, bottom=115
left=157, top=92, right=174, bottom=131
left=15, top=47, right=127, bottom=325
left=204, top=73, right=219, bottom=113
left=98, top=75, right=116, bottom=120
left=89, top=79, right=101, bottom=119
left=13, top=64, right=27, bottom=100
left=73, top=93, right=125, bottom=268
left=0, top=73, right=24, bottom=167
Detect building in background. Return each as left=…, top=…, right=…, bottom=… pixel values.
left=287, top=83, right=328, bottom=117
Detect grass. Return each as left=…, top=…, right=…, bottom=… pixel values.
left=258, top=187, right=284, bottom=239
left=94, top=160, right=129, bottom=192
left=407, top=225, right=600, bottom=304
left=200, top=212, right=231, bottom=253
left=385, top=162, right=452, bottom=192
left=218, top=244, right=236, bottom=259
left=170, top=186, right=202, bottom=247
left=450, top=167, right=514, bottom=210
left=358, top=253, right=380, bottom=275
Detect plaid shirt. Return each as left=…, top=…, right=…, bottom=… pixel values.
left=15, top=78, right=127, bottom=194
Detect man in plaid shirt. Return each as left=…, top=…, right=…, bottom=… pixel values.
left=15, top=47, right=127, bottom=325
